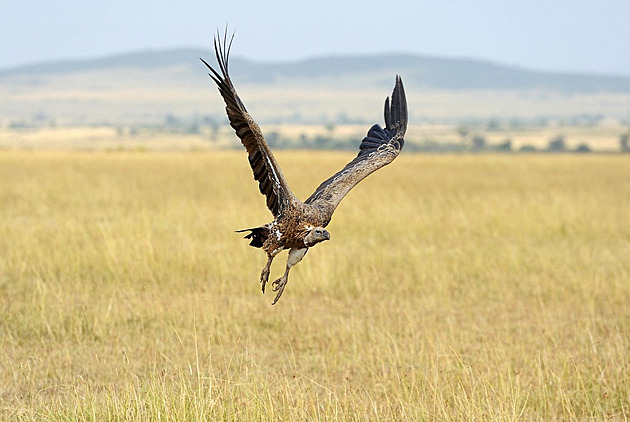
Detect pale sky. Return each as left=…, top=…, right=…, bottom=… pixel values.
left=1, top=0, right=629, bottom=76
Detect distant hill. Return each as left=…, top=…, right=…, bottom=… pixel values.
left=2, top=48, right=630, bottom=126
left=2, top=48, right=630, bottom=93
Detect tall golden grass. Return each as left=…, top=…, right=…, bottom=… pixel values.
left=1, top=151, right=629, bottom=421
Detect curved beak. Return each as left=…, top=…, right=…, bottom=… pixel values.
left=323, top=230, right=331, bottom=240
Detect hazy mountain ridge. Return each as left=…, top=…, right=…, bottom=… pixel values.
left=2, top=48, right=630, bottom=93
left=2, top=48, right=629, bottom=127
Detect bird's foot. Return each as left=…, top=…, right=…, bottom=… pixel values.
left=260, top=268, right=270, bottom=293
left=271, top=276, right=288, bottom=305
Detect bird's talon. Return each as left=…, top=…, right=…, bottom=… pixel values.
left=270, top=277, right=287, bottom=303
left=272, top=286, right=286, bottom=305
left=260, top=270, right=270, bottom=293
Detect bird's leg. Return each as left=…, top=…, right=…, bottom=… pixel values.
left=260, top=257, right=273, bottom=293
left=261, top=247, right=282, bottom=293
left=271, top=248, right=308, bottom=305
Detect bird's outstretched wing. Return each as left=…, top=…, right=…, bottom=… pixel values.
left=201, top=32, right=296, bottom=217
left=305, top=76, right=407, bottom=218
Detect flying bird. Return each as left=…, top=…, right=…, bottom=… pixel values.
left=201, top=33, right=407, bottom=304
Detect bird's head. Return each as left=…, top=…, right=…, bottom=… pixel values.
left=304, top=227, right=330, bottom=247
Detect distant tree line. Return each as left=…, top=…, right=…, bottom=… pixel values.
left=263, top=131, right=622, bottom=154
left=3, top=112, right=630, bottom=153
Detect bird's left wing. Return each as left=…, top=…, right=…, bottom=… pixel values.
left=305, top=76, right=407, bottom=218
left=201, top=32, right=297, bottom=217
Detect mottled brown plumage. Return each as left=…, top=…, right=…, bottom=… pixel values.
left=202, top=32, right=407, bottom=304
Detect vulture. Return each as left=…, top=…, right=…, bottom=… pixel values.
left=201, top=33, right=407, bottom=304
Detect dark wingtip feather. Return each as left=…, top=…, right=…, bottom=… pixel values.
left=386, top=75, right=407, bottom=135
left=201, top=27, right=236, bottom=84
left=384, top=96, right=391, bottom=129
left=352, top=76, right=408, bottom=158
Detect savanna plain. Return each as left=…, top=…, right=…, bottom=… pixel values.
left=1, top=151, right=629, bottom=421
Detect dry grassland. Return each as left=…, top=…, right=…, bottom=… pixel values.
left=0, top=151, right=629, bottom=421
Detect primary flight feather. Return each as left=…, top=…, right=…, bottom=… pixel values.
left=201, top=32, right=408, bottom=304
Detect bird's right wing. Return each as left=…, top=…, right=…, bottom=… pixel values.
left=201, top=32, right=296, bottom=217
left=305, top=76, right=407, bottom=219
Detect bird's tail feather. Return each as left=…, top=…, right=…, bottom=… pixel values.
left=236, top=226, right=267, bottom=248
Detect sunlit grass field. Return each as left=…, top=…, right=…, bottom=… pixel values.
left=1, top=151, right=629, bottom=421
